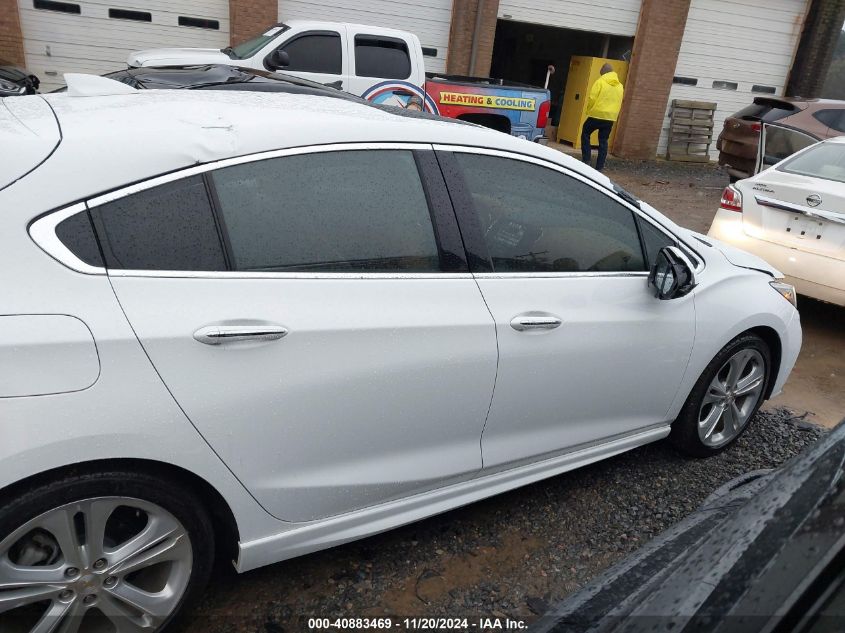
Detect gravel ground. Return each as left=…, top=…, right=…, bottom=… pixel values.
left=188, top=408, right=826, bottom=632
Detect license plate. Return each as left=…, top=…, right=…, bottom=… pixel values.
left=786, top=214, right=825, bottom=241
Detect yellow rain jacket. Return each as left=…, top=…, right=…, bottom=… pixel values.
left=585, top=71, right=624, bottom=122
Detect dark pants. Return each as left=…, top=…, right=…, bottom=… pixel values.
left=581, top=117, right=614, bottom=171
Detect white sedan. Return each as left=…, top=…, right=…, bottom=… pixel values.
left=0, top=75, right=800, bottom=632
left=709, top=135, right=845, bottom=306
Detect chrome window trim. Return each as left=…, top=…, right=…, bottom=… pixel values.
left=29, top=202, right=106, bottom=276
left=87, top=142, right=432, bottom=208
left=473, top=271, right=649, bottom=280
left=107, top=270, right=473, bottom=280
left=31, top=142, right=459, bottom=278
left=434, top=143, right=706, bottom=275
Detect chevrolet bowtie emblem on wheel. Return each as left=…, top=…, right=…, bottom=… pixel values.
left=806, top=194, right=822, bottom=207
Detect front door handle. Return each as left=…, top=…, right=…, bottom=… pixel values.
left=193, top=325, right=288, bottom=345
left=510, top=314, right=562, bottom=332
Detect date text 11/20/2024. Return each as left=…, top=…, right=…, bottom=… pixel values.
left=307, top=617, right=528, bottom=630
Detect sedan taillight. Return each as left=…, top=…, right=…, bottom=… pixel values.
left=720, top=185, right=743, bottom=212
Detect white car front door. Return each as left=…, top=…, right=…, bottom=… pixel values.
left=261, top=27, right=349, bottom=91
left=436, top=148, right=697, bottom=469
left=87, top=145, right=497, bottom=522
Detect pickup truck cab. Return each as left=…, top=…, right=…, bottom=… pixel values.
left=129, top=20, right=550, bottom=142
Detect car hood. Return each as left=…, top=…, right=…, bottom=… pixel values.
left=128, top=48, right=232, bottom=68
left=680, top=228, right=782, bottom=277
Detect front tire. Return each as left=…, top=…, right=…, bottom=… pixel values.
left=0, top=469, right=214, bottom=632
left=670, top=333, right=771, bottom=457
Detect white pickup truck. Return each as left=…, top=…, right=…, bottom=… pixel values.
left=128, top=20, right=551, bottom=141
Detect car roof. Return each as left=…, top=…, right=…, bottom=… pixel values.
left=3, top=86, right=603, bottom=213
left=775, top=96, right=845, bottom=107
left=281, top=19, right=419, bottom=39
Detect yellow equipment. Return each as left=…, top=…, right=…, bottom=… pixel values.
left=557, top=56, right=629, bottom=150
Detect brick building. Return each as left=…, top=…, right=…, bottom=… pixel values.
left=2, top=0, right=843, bottom=158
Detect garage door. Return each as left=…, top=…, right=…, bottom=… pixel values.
left=658, top=0, right=808, bottom=158
left=19, top=0, right=230, bottom=92
left=497, top=0, right=642, bottom=37
left=277, top=0, right=453, bottom=73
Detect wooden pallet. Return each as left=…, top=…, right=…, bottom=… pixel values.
left=667, top=99, right=716, bottom=163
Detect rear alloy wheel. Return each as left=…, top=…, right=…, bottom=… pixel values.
left=0, top=472, right=213, bottom=633
left=671, top=333, right=771, bottom=457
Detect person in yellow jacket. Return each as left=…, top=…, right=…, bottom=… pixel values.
left=581, top=63, right=624, bottom=172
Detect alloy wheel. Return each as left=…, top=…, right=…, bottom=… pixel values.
left=0, top=497, right=193, bottom=633
left=697, top=348, right=766, bottom=448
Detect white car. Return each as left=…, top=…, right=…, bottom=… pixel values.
left=0, top=76, right=800, bottom=632
left=709, top=128, right=845, bottom=306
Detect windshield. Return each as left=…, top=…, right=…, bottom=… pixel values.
left=780, top=142, right=845, bottom=184
left=225, top=24, right=289, bottom=59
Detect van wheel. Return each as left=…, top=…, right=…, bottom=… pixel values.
left=0, top=469, right=214, bottom=632
left=670, top=333, right=771, bottom=457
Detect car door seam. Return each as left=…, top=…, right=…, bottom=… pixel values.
left=472, top=274, right=500, bottom=470
left=101, top=273, right=281, bottom=520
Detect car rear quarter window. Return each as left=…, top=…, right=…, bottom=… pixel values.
left=280, top=32, right=341, bottom=74
left=454, top=153, right=646, bottom=273
left=90, top=175, right=227, bottom=271
left=813, top=109, right=845, bottom=134
left=210, top=150, right=441, bottom=273
left=354, top=35, right=411, bottom=79
left=54, top=211, right=104, bottom=267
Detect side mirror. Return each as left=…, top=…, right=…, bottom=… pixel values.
left=648, top=246, right=696, bottom=300
left=266, top=49, right=290, bottom=70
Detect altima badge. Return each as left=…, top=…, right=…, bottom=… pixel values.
left=806, top=194, right=822, bottom=207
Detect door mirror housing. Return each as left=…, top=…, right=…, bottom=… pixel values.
left=266, top=49, right=290, bottom=70
left=649, top=246, right=696, bottom=300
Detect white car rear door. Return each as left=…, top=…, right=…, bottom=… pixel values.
left=88, top=145, right=497, bottom=523
left=344, top=25, right=426, bottom=99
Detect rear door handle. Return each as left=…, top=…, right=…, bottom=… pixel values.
left=193, top=325, right=288, bottom=345
left=510, top=314, right=562, bottom=332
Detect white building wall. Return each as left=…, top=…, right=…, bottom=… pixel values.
left=657, top=0, right=809, bottom=158
left=19, top=0, right=230, bottom=92
left=497, top=0, right=642, bottom=37
left=278, top=0, right=453, bottom=73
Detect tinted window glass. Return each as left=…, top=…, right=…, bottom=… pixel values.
left=813, top=109, right=845, bottom=133
left=91, top=176, right=227, bottom=271
left=780, top=142, right=845, bottom=184
left=211, top=150, right=440, bottom=272
left=637, top=218, right=676, bottom=267
left=733, top=99, right=798, bottom=122
left=455, top=154, right=645, bottom=273
left=763, top=126, right=818, bottom=168
left=354, top=35, right=411, bottom=79
left=55, top=211, right=103, bottom=267
left=281, top=33, right=341, bottom=74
